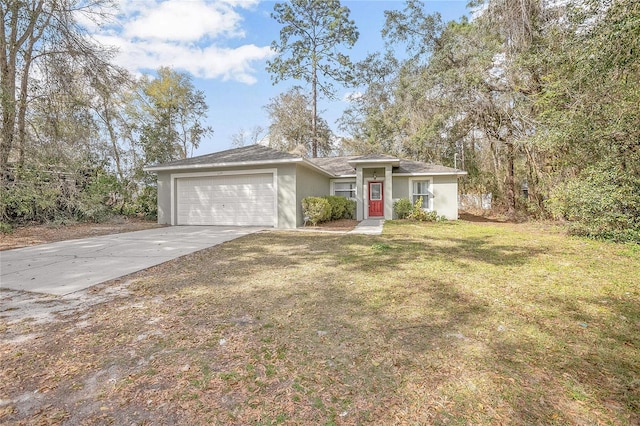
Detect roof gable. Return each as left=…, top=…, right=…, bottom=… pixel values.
left=145, top=145, right=302, bottom=170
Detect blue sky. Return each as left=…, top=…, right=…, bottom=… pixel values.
left=87, top=1, right=470, bottom=155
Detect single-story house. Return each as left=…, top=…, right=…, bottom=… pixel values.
left=144, top=145, right=467, bottom=228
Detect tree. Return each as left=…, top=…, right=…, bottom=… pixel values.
left=382, top=0, right=445, bottom=61
left=0, top=0, right=115, bottom=181
left=267, top=0, right=358, bottom=157
left=265, top=86, right=332, bottom=157
left=341, top=0, right=639, bottom=238
left=0, top=0, right=154, bottom=223
left=338, top=51, right=403, bottom=155
left=231, top=126, right=265, bottom=148
left=132, top=67, right=213, bottom=169
left=89, top=66, right=137, bottom=182
left=372, top=0, right=541, bottom=214
left=532, top=0, right=640, bottom=239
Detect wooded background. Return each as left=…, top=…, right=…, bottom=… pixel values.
left=2, top=0, right=638, bottom=241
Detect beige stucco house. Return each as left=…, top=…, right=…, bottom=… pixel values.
left=145, top=145, right=466, bottom=228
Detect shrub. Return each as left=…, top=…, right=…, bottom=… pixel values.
left=302, top=196, right=331, bottom=226
left=546, top=165, right=640, bottom=242
left=0, top=165, right=129, bottom=224
left=345, top=199, right=356, bottom=219
left=0, top=171, right=60, bottom=223
left=325, top=195, right=347, bottom=220
left=405, top=197, right=445, bottom=222
left=74, top=173, right=120, bottom=222
left=135, top=185, right=158, bottom=220
left=325, top=196, right=356, bottom=220
left=408, top=196, right=427, bottom=221
left=0, top=222, right=13, bottom=233
left=393, top=198, right=413, bottom=219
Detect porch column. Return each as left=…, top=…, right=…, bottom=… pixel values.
left=356, top=165, right=364, bottom=220
left=384, top=165, right=393, bottom=219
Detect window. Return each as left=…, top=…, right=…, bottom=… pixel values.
left=334, top=181, right=356, bottom=199
left=370, top=182, right=382, bottom=200
left=412, top=180, right=431, bottom=208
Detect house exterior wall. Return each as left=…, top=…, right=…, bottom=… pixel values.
left=295, top=164, right=331, bottom=227
left=276, top=164, right=297, bottom=229
left=157, top=171, right=172, bottom=225
left=432, top=175, right=459, bottom=219
left=392, top=176, right=410, bottom=200
left=391, top=175, right=460, bottom=220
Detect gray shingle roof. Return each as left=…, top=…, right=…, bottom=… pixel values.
left=308, top=156, right=360, bottom=176
left=146, top=145, right=464, bottom=176
left=148, top=145, right=300, bottom=169
left=308, top=156, right=462, bottom=176
left=395, top=159, right=461, bottom=174
left=351, top=154, right=400, bottom=161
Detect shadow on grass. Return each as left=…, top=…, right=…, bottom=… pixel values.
left=152, top=227, right=550, bottom=291
left=323, top=235, right=549, bottom=280
left=180, top=229, right=638, bottom=424
left=6, top=224, right=637, bottom=425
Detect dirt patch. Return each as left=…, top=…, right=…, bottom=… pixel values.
left=304, top=218, right=358, bottom=231
left=0, top=216, right=164, bottom=251
left=0, top=280, right=133, bottom=344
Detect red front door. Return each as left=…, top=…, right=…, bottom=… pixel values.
left=368, top=182, right=384, bottom=217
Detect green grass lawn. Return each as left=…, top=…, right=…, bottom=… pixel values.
left=1, top=220, right=639, bottom=424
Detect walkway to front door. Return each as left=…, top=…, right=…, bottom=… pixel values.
left=368, top=181, right=384, bottom=217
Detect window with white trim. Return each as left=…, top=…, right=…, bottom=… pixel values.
left=411, top=180, right=431, bottom=208
left=333, top=181, right=356, bottom=199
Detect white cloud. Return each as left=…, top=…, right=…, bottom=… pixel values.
left=342, top=91, right=364, bottom=102
left=87, top=0, right=272, bottom=84
left=124, top=0, right=243, bottom=41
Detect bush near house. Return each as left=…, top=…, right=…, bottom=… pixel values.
left=302, top=196, right=356, bottom=225
left=135, top=184, right=158, bottom=220
left=325, top=196, right=346, bottom=220
left=345, top=198, right=356, bottom=219
left=393, top=198, right=413, bottom=219
left=301, top=197, right=331, bottom=226
left=394, top=197, right=446, bottom=222
left=325, top=195, right=356, bottom=220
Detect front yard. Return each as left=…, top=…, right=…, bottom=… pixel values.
left=1, top=220, right=639, bottom=424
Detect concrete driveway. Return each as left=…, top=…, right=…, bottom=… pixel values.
left=0, top=226, right=263, bottom=296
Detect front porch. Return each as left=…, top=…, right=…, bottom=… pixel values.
left=350, top=156, right=400, bottom=221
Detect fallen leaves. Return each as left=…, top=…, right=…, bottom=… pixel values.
left=1, top=221, right=639, bottom=424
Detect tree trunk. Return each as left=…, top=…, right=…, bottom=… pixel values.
left=17, top=37, right=36, bottom=168
left=0, top=6, right=18, bottom=181
left=312, top=63, right=318, bottom=158
left=0, top=0, right=46, bottom=180
left=101, top=99, right=125, bottom=181
left=505, top=141, right=516, bottom=215
left=490, top=139, right=500, bottom=190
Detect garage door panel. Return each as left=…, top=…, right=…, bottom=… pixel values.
left=176, top=174, right=275, bottom=226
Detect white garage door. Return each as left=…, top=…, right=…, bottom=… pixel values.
left=176, top=173, right=275, bottom=226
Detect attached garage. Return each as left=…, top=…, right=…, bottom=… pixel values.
left=175, top=172, right=276, bottom=226
left=146, top=146, right=332, bottom=229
